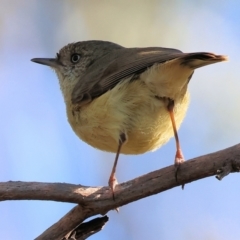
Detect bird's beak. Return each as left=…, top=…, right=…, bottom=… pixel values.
left=31, top=58, right=60, bottom=68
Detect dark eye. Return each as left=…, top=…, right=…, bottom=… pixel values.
left=71, top=54, right=81, bottom=63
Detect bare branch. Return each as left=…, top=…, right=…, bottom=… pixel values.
left=63, top=216, right=108, bottom=240
left=0, top=144, right=239, bottom=239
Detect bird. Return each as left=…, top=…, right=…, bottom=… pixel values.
left=31, top=40, right=227, bottom=194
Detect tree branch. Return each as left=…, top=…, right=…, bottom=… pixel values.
left=63, top=216, right=109, bottom=240
left=1, top=144, right=240, bottom=239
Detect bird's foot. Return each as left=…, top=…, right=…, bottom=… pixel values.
left=108, top=174, right=118, bottom=200
left=108, top=174, right=120, bottom=212
left=174, top=148, right=185, bottom=189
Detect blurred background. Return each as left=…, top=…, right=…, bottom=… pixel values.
left=0, top=1, right=240, bottom=239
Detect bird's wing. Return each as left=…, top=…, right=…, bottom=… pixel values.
left=71, top=47, right=185, bottom=106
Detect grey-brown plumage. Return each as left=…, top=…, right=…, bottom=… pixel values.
left=31, top=40, right=227, bottom=193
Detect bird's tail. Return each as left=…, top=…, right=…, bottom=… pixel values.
left=180, top=52, right=228, bottom=69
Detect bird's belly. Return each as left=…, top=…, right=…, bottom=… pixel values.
left=67, top=79, right=189, bottom=155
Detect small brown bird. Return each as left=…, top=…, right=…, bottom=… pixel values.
left=31, top=40, right=227, bottom=193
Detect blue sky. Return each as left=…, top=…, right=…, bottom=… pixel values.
left=0, top=1, right=240, bottom=239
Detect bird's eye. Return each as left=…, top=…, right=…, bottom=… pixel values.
left=71, top=54, right=81, bottom=63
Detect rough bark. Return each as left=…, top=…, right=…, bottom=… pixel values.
left=0, top=144, right=240, bottom=239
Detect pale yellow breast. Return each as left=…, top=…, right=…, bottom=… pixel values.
left=67, top=77, right=190, bottom=155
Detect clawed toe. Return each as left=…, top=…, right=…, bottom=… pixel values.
left=174, top=149, right=185, bottom=189
left=108, top=174, right=118, bottom=200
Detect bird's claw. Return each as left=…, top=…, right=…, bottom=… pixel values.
left=108, top=174, right=118, bottom=200
left=174, top=149, right=185, bottom=189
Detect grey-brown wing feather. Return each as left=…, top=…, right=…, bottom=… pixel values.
left=71, top=47, right=184, bottom=105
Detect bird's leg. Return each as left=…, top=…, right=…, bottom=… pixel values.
left=108, top=133, right=126, bottom=198
left=167, top=99, right=185, bottom=184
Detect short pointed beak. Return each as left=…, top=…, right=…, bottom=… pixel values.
left=31, top=58, right=60, bottom=68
